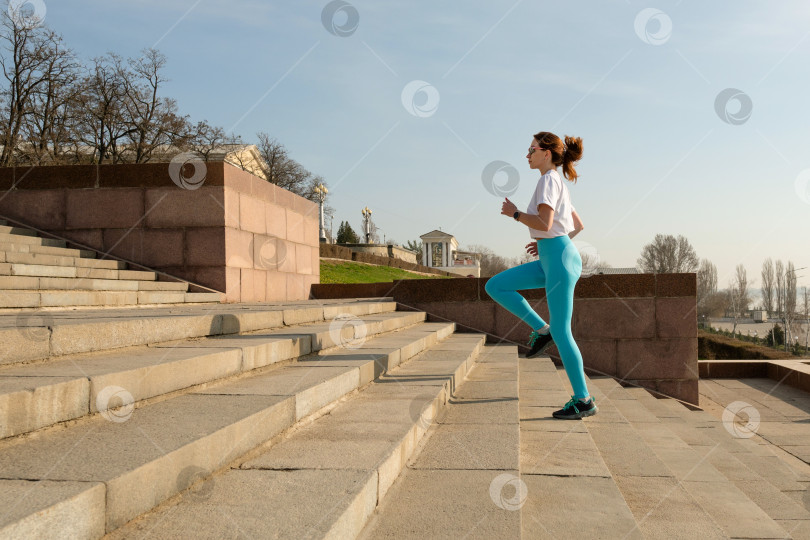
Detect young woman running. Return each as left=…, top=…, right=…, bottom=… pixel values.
left=484, top=131, right=597, bottom=420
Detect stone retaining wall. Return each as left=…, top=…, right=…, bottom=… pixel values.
left=312, top=273, right=699, bottom=404
left=0, top=161, right=318, bottom=302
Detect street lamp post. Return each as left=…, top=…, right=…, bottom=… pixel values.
left=361, top=206, right=372, bottom=244
left=314, top=184, right=328, bottom=243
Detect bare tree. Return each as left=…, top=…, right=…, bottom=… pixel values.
left=697, top=258, right=718, bottom=318
left=775, top=259, right=785, bottom=315
left=74, top=53, right=129, bottom=163
left=728, top=264, right=750, bottom=334
left=637, top=234, right=699, bottom=273
left=187, top=119, right=228, bottom=160
left=463, top=244, right=510, bottom=277
left=0, top=7, right=58, bottom=165
left=761, top=258, right=775, bottom=313
left=19, top=29, right=80, bottom=164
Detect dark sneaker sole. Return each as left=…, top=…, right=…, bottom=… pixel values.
left=526, top=337, right=553, bottom=358
left=552, top=405, right=599, bottom=420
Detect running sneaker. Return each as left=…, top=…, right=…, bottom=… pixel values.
left=552, top=395, right=598, bottom=419
left=526, top=330, right=554, bottom=358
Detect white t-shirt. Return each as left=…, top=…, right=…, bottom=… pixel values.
left=526, top=169, right=576, bottom=239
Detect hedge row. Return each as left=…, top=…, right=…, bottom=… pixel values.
left=697, top=330, right=795, bottom=360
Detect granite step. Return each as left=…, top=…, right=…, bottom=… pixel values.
left=0, top=241, right=97, bottom=259
left=0, top=263, right=155, bottom=280
left=0, top=232, right=66, bottom=248
left=352, top=344, right=523, bottom=539
left=0, top=276, right=187, bottom=292
left=570, top=371, right=730, bottom=539
left=0, top=299, right=397, bottom=366
left=623, top=382, right=810, bottom=537
left=0, top=320, right=458, bottom=538
left=1, top=251, right=126, bottom=270
left=0, top=289, right=221, bottom=309
left=0, top=309, right=428, bottom=439
left=0, top=225, right=38, bottom=237
left=588, top=378, right=797, bottom=539
left=106, top=333, right=485, bottom=540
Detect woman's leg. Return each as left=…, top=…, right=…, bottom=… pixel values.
left=484, top=260, right=548, bottom=331
left=539, top=236, right=590, bottom=400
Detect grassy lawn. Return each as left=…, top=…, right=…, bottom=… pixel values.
left=320, top=259, right=456, bottom=284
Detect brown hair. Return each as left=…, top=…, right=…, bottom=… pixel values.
left=533, top=131, right=583, bottom=182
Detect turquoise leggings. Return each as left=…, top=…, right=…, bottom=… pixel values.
left=484, top=235, right=589, bottom=399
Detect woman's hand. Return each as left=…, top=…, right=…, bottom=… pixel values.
left=500, top=197, right=518, bottom=217
left=525, top=241, right=538, bottom=257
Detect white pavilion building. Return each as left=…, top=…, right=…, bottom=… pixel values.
left=419, top=230, right=481, bottom=278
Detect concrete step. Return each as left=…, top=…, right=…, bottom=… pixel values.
left=0, top=241, right=97, bottom=259
left=0, top=225, right=38, bottom=237
left=0, top=310, right=428, bottom=439
left=108, top=333, right=485, bottom=539
left=0, top=299, right=398, bottom=366
left=515, top=360, right=646, bottom=539
left=0, top=232, right=66, bottom=248
left=1, top=251, right=125, bottom=270
left=351, top=344, right=522, bottom=539
left=0, top=289, right=219, bottom=309
left=572, top=372, right=730, bottom=539
left=0, top=276, right=188, bottom=292
left=589, top=378, right=798, bottom=539
left=0, top=262, right=156, bottom=280
left=0, top=320, right=459, bottom=538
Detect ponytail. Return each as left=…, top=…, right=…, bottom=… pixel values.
left=562, top=135, right=583, bottom=182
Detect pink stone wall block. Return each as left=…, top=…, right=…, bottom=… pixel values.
left=239, top=193, right=266, bottom=235
left=185, top=228, right=226, bottom=267
left=144, top=187, right=225, bottom=228
left=285, top=209, right=304, bottom=244
left=102, top=228, right=185, bottom=267
left=574, top=298, right=655, bottom=340
left=66, top=188, right=144, bottom=229
left=656, top=297, right=698, bottom=338
left=0, top=189, right=65, bottom=229
left=616, top=339, right=698, bottom=380
left=266, top=271, right=286, bottom=302
left=224, top=227, right=254, bottom=269
left=265, top=204, right=287, bottom=239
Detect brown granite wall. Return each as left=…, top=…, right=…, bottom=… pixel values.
left=312, top=273, right=699, bottom=404
left=0, top=161, right=318, bottom=302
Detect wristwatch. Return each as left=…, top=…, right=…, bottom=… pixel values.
left=513, top=211, right=520, bottom=221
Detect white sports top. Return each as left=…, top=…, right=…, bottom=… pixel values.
left=526, top=168, right=576, bottom=239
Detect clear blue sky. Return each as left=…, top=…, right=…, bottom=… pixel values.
left=45, top=0, right=810, bottom=294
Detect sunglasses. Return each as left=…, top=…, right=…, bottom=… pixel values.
left=528, top=146, right=547, bottom=155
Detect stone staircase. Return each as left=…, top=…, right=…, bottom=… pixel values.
left=0, top=219, right=222, bottom=308
left=2, top=295, right=809, bottom=538
left=356, top=355, right=810, bottom=539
